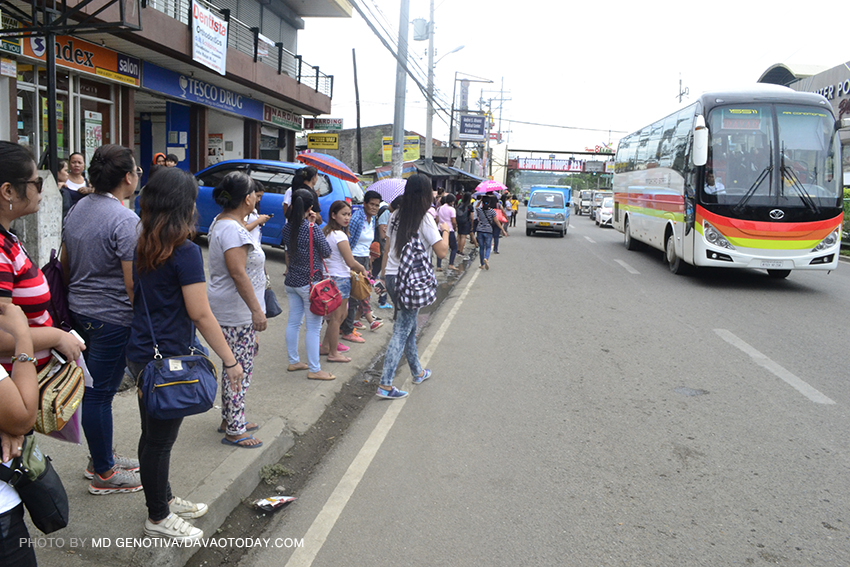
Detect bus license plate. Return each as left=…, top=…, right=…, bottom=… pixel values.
left=539, top=222, right=550, bottom=227
left=759, top=260, right=784, bottom=269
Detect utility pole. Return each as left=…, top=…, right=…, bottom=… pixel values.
left=391, top=0, right=410, bottom=178
left=425, top=0, right=434, bottom=160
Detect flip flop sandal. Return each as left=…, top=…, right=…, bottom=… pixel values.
left=217, top=424, right=259, bottom=434
left=287, top=363, right=309, bottom=371
left=326, top=356, right=351, bottom=363
left=307, top=372, right=336, bottom=380
left=221, top=436, right=263, bottom=449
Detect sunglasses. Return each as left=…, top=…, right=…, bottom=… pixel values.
left=21, top=177, right=43, bottom=193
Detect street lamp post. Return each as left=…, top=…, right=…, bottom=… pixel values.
left=425, top=26, right=463, bottom=160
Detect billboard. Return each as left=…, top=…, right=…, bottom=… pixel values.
left=308, top=133, right=339, bottom=150
left=457, top=114, right=486, bottom=141
left=382, top=136, right=420, bottom=162
left=192, top=0, right=228, bottom=76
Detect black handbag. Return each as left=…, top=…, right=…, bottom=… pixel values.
left=0, top=433, right=69, bottom=534
left=264, top=285, right=282, bottom=318
left=137, top=281, right=218, bottom=420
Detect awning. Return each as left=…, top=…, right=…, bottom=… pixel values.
left=447, top=166, right=486, bottom=182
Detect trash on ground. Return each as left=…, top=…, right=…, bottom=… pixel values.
left=253, top=496, right=296, bottom=512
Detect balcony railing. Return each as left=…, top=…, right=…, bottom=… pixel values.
left=142, top=0, right=333, bottom=98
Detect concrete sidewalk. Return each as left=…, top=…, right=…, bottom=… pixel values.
left=26, top=244, right=469, bottom=567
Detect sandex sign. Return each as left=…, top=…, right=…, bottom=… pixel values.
left=22, top=35, right=140, bottom=86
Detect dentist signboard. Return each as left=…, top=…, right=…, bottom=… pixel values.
left=192, top=0, right=228, bottom=76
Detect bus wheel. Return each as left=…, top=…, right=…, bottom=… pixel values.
left=624, top=218, right=638, bottom=250
left=768, top=269, right=791, bottom=279
left=666, top=233, right=689, bottom=275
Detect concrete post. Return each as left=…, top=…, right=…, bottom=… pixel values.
left=11, top=171, right=61, bottom=268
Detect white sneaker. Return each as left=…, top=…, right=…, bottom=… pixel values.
left=170, top=496, right=209, bottom=519
left=144, top=513, right=203, bottom=542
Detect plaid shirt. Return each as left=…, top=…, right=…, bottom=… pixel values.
left=395, top=235, right=436, bottom=310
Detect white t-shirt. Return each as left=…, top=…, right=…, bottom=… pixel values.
left=283, top=188, right=293, bottom=207
left=384, top=212, right=441, bottom=276
left=325, top=230, right=353, bottom=278
left=0, top=366, right=22, bottom=514
left=246, top=211, right=262, bottom=244
left=351, top=217, right=375, bottom=257
left=207, top=219, right=266, bottom=327
left=64, top=178, right=87, bottom=192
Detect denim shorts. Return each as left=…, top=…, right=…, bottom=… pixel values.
left=332, top=275, right=351, bottom=299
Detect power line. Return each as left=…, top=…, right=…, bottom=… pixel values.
left=504, top=118, right=628, bottom=134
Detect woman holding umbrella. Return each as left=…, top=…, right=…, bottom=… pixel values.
left=475, top=195, right=507, bottom=270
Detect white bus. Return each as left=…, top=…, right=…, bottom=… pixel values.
left=612, top=86, right=843, bottom=277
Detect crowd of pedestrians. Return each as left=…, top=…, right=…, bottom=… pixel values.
left=0, top=139, right=516, bottom=560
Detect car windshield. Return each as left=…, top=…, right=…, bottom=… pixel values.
left=703, top=104, right=841, bottom=214
left=347, top=181, right=364, bottom=204
left=529, top=192, right=564, bottom=207
left=602, top=198, right=613, bottom=207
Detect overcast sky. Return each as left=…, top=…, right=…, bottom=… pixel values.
left=298, top=0, right=848, bottom=155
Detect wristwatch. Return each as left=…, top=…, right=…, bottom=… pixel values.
left=12, top=353, right=37, bottom=365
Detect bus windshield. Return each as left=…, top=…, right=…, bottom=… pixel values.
left=702, top=104, right=841, bottom=216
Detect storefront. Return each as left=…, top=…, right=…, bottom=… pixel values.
left=0, top=24, right=139, bottom=164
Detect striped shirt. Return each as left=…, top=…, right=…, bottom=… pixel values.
left=0, top=225, right=54, bottom=370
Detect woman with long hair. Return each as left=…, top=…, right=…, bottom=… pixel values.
left=475, top=195, right=507, bottom=270
left=208, top=172, right=267, bottom=449
left=321, top=200, right=369, bottom=363
left=63, top=144, right=143, bottom=494
left=378, top=174, right=449, bottom=399
left=126, top=167, right=244, bottom=542
left=282, top=188, right=335, bottom=380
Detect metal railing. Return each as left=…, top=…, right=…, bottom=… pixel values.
left=142, top=0, right=332, bottom=97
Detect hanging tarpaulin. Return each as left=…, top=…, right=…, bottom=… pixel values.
left=192, top=0, right=228, bottom=76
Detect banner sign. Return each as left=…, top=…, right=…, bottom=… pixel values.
left=304, top=117, right=343, bottom=131
left=142, top=62, right=263, bottom=120
left=457, top=114, right=486, bottom=141
left=307, top=133, right=338, bottom=150
left=0, top=14, right=22, bottom=55
left=23, top=35, right=140, bottom=86
left=514, top=157, right=584, bottom=172
left=192, top=0, right=228, bottom=76
left=381, top=136, right=420, bottom=162
left=263, top=104, right=302, bottom=131
left=257, top=33, right=275, bottom=59
left=585, top=161, right=604, bottom=173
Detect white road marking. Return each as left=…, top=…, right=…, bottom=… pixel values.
left=285, top=269, right=482, bottom=567
left=714, top=329, right=835, bottom=405
left=614, top=259, right=640, bottom=274
left=584, top=236, right=596, bottom=244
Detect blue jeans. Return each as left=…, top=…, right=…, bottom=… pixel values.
left=381, top=275, right=424, bottom=387
left=73, top=313, right=131, bottom=475
left=285, top=284, right=323, bottom=372
left=477, top=231, right=493, bottom=265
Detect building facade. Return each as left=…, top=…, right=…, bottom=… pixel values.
left=0, top=0, right=350, bottom=180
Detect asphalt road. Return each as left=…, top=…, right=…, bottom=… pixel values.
left=241, top=213, right=850, bottom=567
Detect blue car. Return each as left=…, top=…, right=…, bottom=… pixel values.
left=192, top=159, right=363, bottom=247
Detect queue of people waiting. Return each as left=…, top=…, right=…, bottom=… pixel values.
left=0, top=141, right=468, bottom=561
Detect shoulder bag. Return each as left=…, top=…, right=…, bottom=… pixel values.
left=264, top=274, right=283, bottom=318
left=137, top=281, right=218, bottom=420
left=0, top=432, right=69, bottom=534
left=308, top=223, right=342, bottom=316
left=40, top=245, right=73, bottom=332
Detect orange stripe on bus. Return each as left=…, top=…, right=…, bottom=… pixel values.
left=696, top=206, right=841, bottom=241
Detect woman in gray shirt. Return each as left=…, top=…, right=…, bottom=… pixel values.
left=63, top=144, right=142, bottom=494
left=208, top=173, right=267, bottom=449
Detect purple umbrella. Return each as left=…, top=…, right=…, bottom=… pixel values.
left=367, top=178, right=406, bottom=204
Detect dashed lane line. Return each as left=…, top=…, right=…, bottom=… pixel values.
left=614, top=259, right=640, bottom=274
left=715, top=329, right=835, bottom=405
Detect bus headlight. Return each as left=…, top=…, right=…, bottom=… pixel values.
left=703, top=221, right=735, bottom=250
left=811, top=229, right=840, bottom=252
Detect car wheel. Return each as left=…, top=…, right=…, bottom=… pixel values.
left=624, top=218, right=638, bottom=250
left=526, top=228, right=532, bottom=236
left=666, top=232, right=689, bottom=275
left=767, top=269, right=791, bottom=279
left=559, top=228, right=565, bottom=238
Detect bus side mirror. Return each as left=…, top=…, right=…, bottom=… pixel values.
left=693, top=115, right=709, bottom=167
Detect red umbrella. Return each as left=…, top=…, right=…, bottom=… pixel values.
left=296, top=152, right=359, bottom=183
